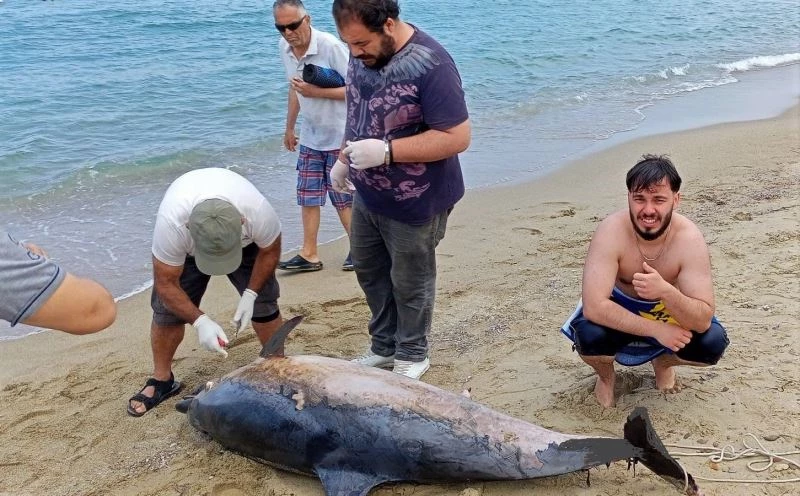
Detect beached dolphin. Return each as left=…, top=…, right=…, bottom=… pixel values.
left=176, top=316, right=701, bottom=496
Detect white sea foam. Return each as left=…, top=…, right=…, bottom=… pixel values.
left=718, top=53, right=800, bottom=72
left=671, top=64, right=690, bottom=76
left=114, top=279, right=154, bottom=302
left=662, top=75, right=738, bottom=95
left=657, top=64, right=691, bottom=79
left=0, top=326, right=46, bottom=341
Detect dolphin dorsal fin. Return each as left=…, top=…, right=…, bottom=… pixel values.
left=259, top=315, right=304, bottom=358
left=258, top=315, right=303, bottom=358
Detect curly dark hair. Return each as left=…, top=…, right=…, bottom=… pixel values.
left=626, top=154, right=682, bottom=192
left=332, top=0, right=400, bottom=33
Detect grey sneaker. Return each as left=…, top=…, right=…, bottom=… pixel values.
left=342, top=253, right=354, bottom=271
left=392, top=357, right=430, bottom=379
left=351, top=350, right=394, bottom=368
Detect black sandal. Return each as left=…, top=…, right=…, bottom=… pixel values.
left=127, top=373, right=183, bottom=417
left=278, top=254, right=323, bottom=272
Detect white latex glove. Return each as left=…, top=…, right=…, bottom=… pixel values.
left=233, top=288, right=258, bottom=339
left=192, top=314, right=229, bottom=358
left=343, top=139, right=385, bottom=169
left=330, top=159, right=355, bottom=194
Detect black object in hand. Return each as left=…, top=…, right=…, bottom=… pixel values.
left=302, top=64, right=345, bottom=88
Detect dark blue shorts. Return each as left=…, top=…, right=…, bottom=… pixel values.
left=571, top=314, right=729, bottom=366
left=151, top=243, right=280, bottom=326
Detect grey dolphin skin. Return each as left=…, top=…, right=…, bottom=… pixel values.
left=177, top=316, right=701, bottom=496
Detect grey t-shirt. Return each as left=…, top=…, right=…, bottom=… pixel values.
left=1, top=232, right=66, bottom=326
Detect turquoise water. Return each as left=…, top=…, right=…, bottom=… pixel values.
left=1, top=0, right=798, bottom=335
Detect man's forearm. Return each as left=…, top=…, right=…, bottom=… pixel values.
left=391, top=120, right=471, bottom=163
left=314, top=86, right=345, bottom=100
left=661, top=287, right=714, bottom=332
left=286, top=90, right=300, bottom=130
left=583, top=299, right=666, bottom=339
left=247, top=238, right=281, bottom=292
left=157, top=283, right=203, bottom=324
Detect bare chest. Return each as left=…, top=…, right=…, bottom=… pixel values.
left=616, top=252, right=682, bottom=296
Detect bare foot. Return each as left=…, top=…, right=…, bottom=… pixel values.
left=594, top=375, right=616, bottom=408
left=129, top=385, right=155, bottom=415
left=653, top=364, right=683, bottom=394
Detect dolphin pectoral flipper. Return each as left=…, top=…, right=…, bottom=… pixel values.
left=314, top=466, right=390, bottom=496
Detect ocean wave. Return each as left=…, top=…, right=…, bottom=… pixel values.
left=628, top=64, right=692, bottom=84
left=717, top=53, right=800, bottom=72
left=660, top=76, right=737, bottom=95
left=115, top=279, right=153, bottom=302
left=658, top=64, right=691, bottom=79
left=0, top=323, right=46, bottom=341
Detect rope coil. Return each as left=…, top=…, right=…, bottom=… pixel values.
left=666, top=434, right=800, bottom=485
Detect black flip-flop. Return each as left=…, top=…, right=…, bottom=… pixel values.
left=278, top=254, right=323, bottom=272
left=127, top=374, right=183, bottom=417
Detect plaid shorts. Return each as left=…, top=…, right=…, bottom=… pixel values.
left=296, top=145, right=353, bottom=209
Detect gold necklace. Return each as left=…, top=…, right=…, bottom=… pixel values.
left=635, top=223, right=671, bottom=262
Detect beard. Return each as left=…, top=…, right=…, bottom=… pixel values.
left=630, top=208, right=673, bottom=241
left=357, top=34, right=395, bottom=70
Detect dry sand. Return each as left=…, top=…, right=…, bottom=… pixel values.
left=0, top=106, right=797, bottom=496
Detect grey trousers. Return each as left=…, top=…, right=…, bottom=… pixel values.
left=350, top=194, right=450, bottom=362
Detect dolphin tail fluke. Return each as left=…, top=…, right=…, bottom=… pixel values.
left=259, top=315, right=304, bottom=358
left=624, top=407, right=702, bottom=496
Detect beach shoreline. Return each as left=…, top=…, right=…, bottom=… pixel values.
left=0, top=101, right=797, bottom=495
left=3, top=62, right=797, bottom=342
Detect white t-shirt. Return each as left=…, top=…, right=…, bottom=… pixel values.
left=280, top=27, right=348, bottom=151
left=152, top=168, right=281, bottom=267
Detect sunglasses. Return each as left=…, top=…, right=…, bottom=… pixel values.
left=275, top=16, right=307, bottom=33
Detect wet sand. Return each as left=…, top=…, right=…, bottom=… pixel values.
left=0, top=105, right=798, bottom=496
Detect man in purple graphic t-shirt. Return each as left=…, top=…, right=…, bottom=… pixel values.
left=331, top=0, right=471, bottom=380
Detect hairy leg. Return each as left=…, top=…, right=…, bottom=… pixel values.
left=580, top=354, right=617, bottom=408
left=300, top=206, right=321, bottom=262
left=129, top=322, right=184, bottom=414
left=336, top=205, right=352, bottom=234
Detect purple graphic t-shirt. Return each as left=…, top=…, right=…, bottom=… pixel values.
left=344, top=27, right=469, bottom=224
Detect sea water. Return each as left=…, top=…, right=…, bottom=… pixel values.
left=1, top=0, right=798, bottom=337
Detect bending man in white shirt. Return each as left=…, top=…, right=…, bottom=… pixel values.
left=128, top=168, right=283, bottom=417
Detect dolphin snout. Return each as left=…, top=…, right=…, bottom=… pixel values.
left=175, top=396, right=193, bottom=414
left=175, top=381, right=216, bottom=414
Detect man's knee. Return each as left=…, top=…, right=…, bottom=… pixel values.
left=252, top=310, right=280, bottom=324
left=573, top=318, right=617, bottom=356
left=679, top=321, right=729, bottom=365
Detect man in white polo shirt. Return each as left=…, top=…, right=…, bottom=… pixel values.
left=274, top=0, right=353, bottom=272
left=127, top=167, right=283, bottom=417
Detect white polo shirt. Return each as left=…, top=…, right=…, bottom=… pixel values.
left=279, top=27, right=348, bottom=152
left=152, top=168, right=282, bottom=267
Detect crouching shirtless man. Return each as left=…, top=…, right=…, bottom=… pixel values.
left=562, top=155, right=728, bottom=407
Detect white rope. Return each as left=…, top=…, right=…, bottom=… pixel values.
left=666, top=433, right=800, bottom=484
